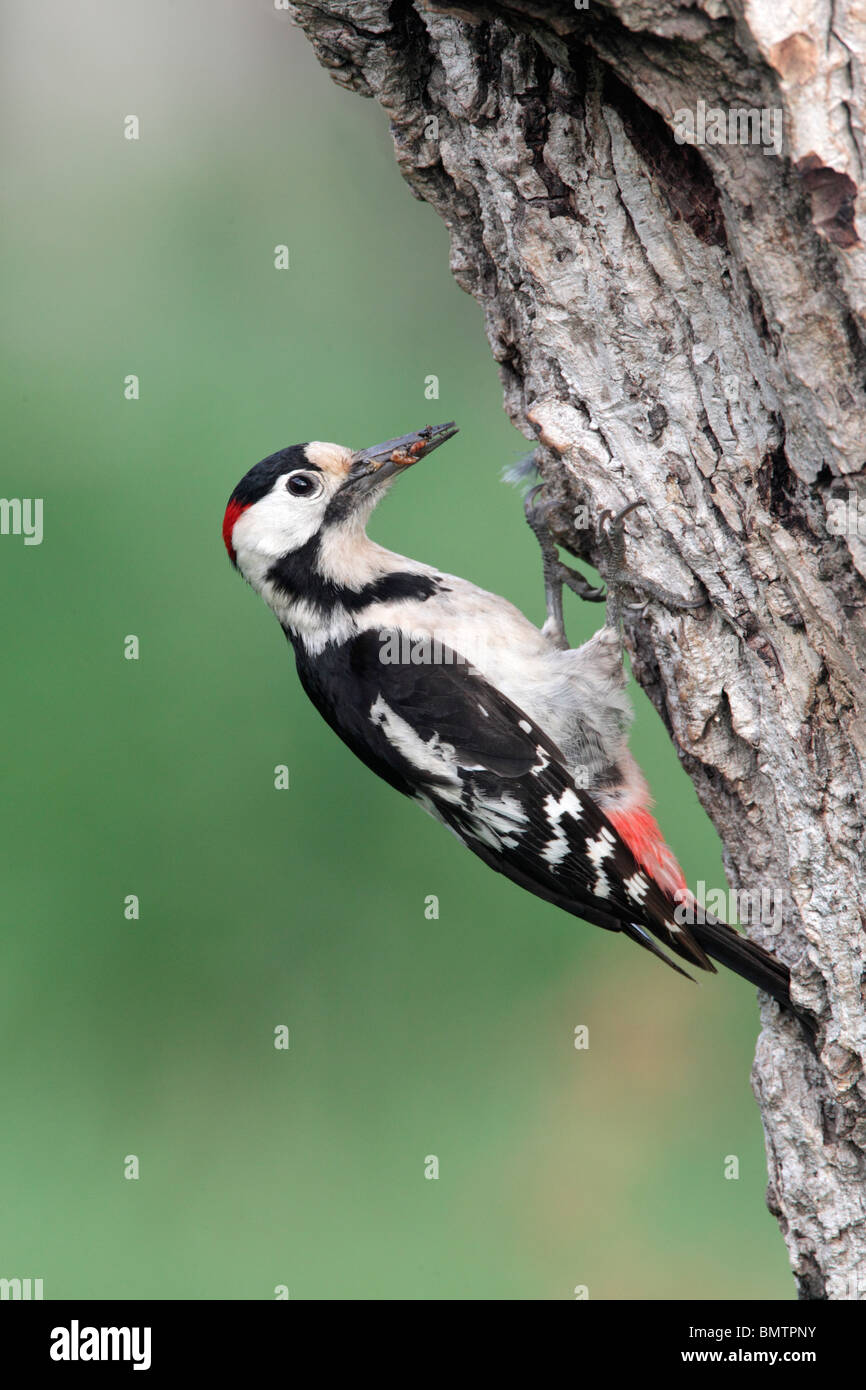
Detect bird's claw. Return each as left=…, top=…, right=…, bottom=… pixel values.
left=597, top=499, right=707, bottom=621
left=598, top=499, right=648, bottom=538
left=561, top=568, right=606, bottom=603
left=524, top=485, right=607, bottom=648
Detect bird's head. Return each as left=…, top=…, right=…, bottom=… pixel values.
left=222, top=423, right=458, bottom=592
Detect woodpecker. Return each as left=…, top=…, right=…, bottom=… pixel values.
left=223, top=422, right=805, bottom=1025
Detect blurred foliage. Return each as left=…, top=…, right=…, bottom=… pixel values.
left=0, top=0, right=791, bottom=1298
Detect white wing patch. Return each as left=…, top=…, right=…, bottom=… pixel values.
left=585, top=826, right=616, bottom=899
left=371, top=694, right=527, bottom=852
left=541, top=787, right=584, bottom=870
left=593, top=867, right=612, bottom=899
left=370, top=695, right=462, bottom=801
left=586, top=825, right=616, bottom=865
left=622, top=870, right=650, bottom=906
left=466, top=790, right=528, bottom=851
left=531, top=744, right=550, bottom=776
left=544, top=788, right=583, bottom=822
left=541, top=833, right=570, bottom=867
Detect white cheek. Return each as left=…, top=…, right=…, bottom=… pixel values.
left=232, top=488, right=326, bottom=585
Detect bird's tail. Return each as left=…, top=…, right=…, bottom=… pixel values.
left=607, top=802, right=815, bottom=1040
left=691, top=914, right=789, bottom=1008
left=625, top=900, right=818, bottom=1044
left=692, top=912, right=817, bottom=1043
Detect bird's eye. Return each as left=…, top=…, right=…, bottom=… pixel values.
left=286, top=472, right=322, bottom=498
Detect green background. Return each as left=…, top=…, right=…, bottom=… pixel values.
left=1, top=0, right=791, bottom=1298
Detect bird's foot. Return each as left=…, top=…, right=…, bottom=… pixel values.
left=597, top=501, right=707, bottom=628
left=523, top=485, right=605, bottom=649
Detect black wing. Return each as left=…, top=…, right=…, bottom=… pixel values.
left=293, top=629, right=718, bottom=979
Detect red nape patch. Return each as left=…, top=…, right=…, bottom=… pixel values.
left=607, top=805, right=688, bottom=901
left=222, top=498, right=250, bottom=567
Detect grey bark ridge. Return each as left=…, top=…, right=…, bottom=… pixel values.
left=289, top=0, right=866, bottom=1300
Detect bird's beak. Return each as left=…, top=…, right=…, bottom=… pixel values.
left=349, top=422, right=458, bottom=485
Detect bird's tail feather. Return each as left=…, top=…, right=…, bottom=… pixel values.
left=609, top=807, right=815, bottom=1037
left=624, top=885, right=817, bottom=1042
left=692, top=915, right=789, bottom=1005
left=692, top=914, right=816, bottom=1042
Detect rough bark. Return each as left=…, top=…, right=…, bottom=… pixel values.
left=289, top=0, right=866, bottom=1298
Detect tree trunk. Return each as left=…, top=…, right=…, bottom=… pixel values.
left=289, top=0, right=866, bottom=1299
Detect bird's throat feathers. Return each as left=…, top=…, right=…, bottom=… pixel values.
left=265, top=527, right=442, bottom=653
